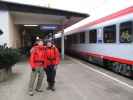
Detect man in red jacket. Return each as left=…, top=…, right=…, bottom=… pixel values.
left=29, top=39, right=46, bottom=96
left=45, top=41, right=60, bottom=91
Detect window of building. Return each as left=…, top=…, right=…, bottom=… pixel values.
left=80, top=32, right=85, bottom=43
left=89, top=29, right=97, bottom=43
left=119, top=21, right=133, bottom=43
left=103, top=25, right=116, bottom=43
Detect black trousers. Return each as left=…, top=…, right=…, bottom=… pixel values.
left=45, top=65, right=56, bottom=86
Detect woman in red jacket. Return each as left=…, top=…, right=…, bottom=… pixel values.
left=29, top=39, right=46, bottom=96
left=45, top=41, right=60, bottom=91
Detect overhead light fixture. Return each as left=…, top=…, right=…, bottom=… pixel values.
left=41, top=26, right=57, bottom=29
left=24, top=25, right=39, bottom=27
left=40, top=24, right=59, bottom=30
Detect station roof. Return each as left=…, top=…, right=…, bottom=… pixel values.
left=0, top=1, right=89, bottom=31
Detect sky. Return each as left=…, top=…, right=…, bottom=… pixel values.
left=2, top=0, right=133, bottom=33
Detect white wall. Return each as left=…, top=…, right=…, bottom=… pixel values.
left=0, top=10, right=10, bottom=46
left=12, top=12, right=63, bottom=25
left=9, top=13, right=21, bottom=48
left=0, top=10, right=21, bottom=48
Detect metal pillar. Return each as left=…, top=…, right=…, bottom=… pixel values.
left=61, top=31, right=65, bottom=60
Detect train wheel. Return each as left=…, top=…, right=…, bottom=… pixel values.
left=124, top=65, right=132, bottom=77
left=119, top=64, right=132, bottom=77
left=112, top=62, right=120, bottom=73
left=119, top=64, right=126, bottom=75
left=117, top=64, right=121, bottom=73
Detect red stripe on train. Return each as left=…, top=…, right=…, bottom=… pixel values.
left=75, top=50, right=133, bottom=65
left=69, top=6, right=133, bottom=33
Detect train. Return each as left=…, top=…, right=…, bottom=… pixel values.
left=55, top=6, right=133, bottom=78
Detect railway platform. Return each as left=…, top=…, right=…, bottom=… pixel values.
left=0, top=56, right=133, bottom=100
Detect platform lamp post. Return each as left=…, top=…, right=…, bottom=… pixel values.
left=61, top=29, right=65, bottom=60
left=61, top=16, right=71, bottom=60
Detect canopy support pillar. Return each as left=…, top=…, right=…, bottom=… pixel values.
left=61, top=30, right=65, bottom=60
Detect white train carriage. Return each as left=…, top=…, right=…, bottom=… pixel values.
left=64, top=6, right=133, bottom=77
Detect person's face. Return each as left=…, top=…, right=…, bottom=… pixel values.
left=37, top=41, right=43, bottom=46
left=47, top=42, right=52, bottom=47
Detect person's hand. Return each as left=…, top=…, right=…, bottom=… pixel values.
left=54, top=65, right=58, bottom=70
left=43, top=68, right=46, bottom=71
left=32, top=68, right=35, bottom=71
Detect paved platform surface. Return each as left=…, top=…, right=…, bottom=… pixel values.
left=0, top=57, right=133, bottom=100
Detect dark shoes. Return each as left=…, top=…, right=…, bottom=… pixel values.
left=35, top=89, right=43, bottom=92
left=29, top=89, right=43, bottom=96
left=46, top=83, right=56, bottom=91
left=51, top=86, right=55, bottom=91
left=29, top=91, right=34, bottom=96
left=46, top=86, right=51, bottom=90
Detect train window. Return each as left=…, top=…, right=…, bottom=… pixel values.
left=119, top=21, right=133, bottom=43
left=89, top=29, right=97, bottom=43
left=103, top=25, right=116, bottom=43
left=80, top=32, right=85, bottom=43
left=67, top=35, right=72, bottom=43
left=72, top=34, right=78, bottom=44
left=70, top=35, right=73, bottom=43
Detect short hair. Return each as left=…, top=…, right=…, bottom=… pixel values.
left=36, top=39, right=43, bottom=43
left=47, top=40, right=54, bottom=44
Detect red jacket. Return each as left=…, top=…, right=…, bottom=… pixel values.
left=29, top=45, right=46, bottom=69
left=45, top=46, right=60, bottom=67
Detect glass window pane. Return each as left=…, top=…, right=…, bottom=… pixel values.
left=80, top=32, right=85, bottom=43
left=103, top=25, right=116, bottom=43
left=89, top=29, right=97, bottom=43
left=120, top=21, right=133, bottom=43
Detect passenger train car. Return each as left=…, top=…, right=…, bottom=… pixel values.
left=56, top=6, right=133, bottom=77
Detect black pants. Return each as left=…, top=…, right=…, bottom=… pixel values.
left=45, top=65, right=56, bottom=86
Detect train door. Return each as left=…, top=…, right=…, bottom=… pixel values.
left=97, top=27, right=103, bottom=43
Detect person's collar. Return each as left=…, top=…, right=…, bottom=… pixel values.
left=36, top=45, right=44, bottom=48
